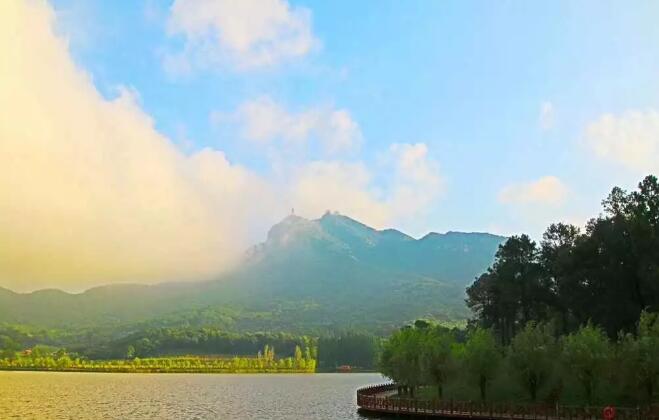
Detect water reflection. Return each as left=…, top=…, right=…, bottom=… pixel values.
left=0, top=371, right=385, bottom=419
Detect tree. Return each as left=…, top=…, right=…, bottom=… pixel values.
left=462, top=328, right=500, bottom=400
left=469, top=175, right=659, bottom=339
left=466, top=272, right=501, bottom=337
left=467, top=235, right=546, bottom=345
left=508, top=322, right=556, bottom=401
left=294, top=345, right=302, bottom=368
left=540, top=223, right=581, bottom=334
left=125, top=345, right=135, bottom=359
left=620, top=311, right=659, bottom=402
left=574, top=175, right=659, bottom=336
left=379, top=326, right=424, bottom=397
left=0, top=336, right=21, bottom=360
left=134, top=338, right=155, bottom=357
left=561, top=323, right=611, bottom=403
left=420, top=326, right=455, bottom=399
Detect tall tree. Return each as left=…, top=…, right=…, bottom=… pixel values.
left=469, top=175, right=659, bottom=339
left=467, top=235, right=546, bottom=345
left=540, top=223, right=581, bottom=334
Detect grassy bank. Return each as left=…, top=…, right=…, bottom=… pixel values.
left=0, top=354, right=316, bottom=374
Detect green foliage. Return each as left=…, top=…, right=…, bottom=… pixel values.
left=467, top=235, right=544, bottom=346
left=381, top=326, right=425, bottom=395
left=561, top=323, right=611, bottom=403
left=0, top=344, right=316, bottom=374
left=420, top=326, right=456, bottom=398
left=77, top=327, right=316, bottom=360
left=462, top=327, right=501, bottom=400
left=0, top=323, right=331, bottom=370
left=125, top=345, right=135, bottom=359
left=467, top=175, right=659, bottom=343
left=381, top=314, right=659, bottom=406
left=380, top=322, right=470, bottom=399
left=0, top=335, right=20, bottom=359
left=507, top=322, right=555, bottom=401
left=317, top=332, right=380, bottom=370
left=458, top=175, right=659, bottom=406
left=619, top=311, right=659, bottom=401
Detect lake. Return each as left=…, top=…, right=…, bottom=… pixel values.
left=0, top=371, right=385, bottom=419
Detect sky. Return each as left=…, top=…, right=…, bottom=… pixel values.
left=2, top=0, right=659, bottom=291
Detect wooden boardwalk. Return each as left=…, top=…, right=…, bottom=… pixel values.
left=356, top=383, right=659, bottom=420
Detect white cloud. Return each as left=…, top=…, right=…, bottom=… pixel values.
left=166, top=0, right=317, bottom=72
left=0, top=0, right=277, bottom=292
left=290, top=143, right=444, bottom=230
left=387, top=143, right=444, bottom=219
left=289, top=161, right=391, bottom=227
left=496, top=176, right=583, bottom=240
left=585, top=109, right=659, bottom=173
left=0, top=0, right=444, bottom=291
left=218, top=96, right=362, bottom=153
left=499, top=176, right=568, bottom=206
left=539, top=101, right=555, bottom=131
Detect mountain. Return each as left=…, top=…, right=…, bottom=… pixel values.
left=0, top=213, right=505, bottom=332
left=247, top=213, right=503, bottom=284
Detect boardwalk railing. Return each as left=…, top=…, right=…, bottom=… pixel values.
left=356, top=383, right=659, bottom=420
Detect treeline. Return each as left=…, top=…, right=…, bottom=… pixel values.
left=318, top=332, right=381, bottom=370
left=467, top=175, right=659, bottom=343
left=380, top=315, right=659, bottom=405
left=0, top=324, right=320, bottom=360
left=0, top=344, right=316, bottom=373
left=77, top=327, right=317, bottom=360
left=0, top=324, right=316, bottom=360
left=0, top=323, right=81, bottom=357
left=0, top=324, right=383, bottom=370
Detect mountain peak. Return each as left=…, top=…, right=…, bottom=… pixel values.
left=266, top=214, right=315, bottom=243
left=319, top=211, right=358, bottom=224
left=381, top=228, right=414, bottom=241
left=319, top=211, right=371, bottom=228
left=280, top=213, right=308, bottom=225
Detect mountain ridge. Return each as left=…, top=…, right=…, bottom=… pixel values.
left=0, top=213, right=506, bottom=332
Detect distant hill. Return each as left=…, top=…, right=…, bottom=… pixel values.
left=0, top=213, right=505, bottom=332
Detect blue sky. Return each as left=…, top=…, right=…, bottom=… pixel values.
left=3, top=0, right=659, bottom=290
left=50, top=0, right=659, bottom=238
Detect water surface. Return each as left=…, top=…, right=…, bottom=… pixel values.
left=0, top=371, right=384, bottom=419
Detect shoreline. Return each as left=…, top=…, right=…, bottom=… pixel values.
left=0, top=368, right=380, bottom=375
left=0, top=367, right=315, bottom=374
